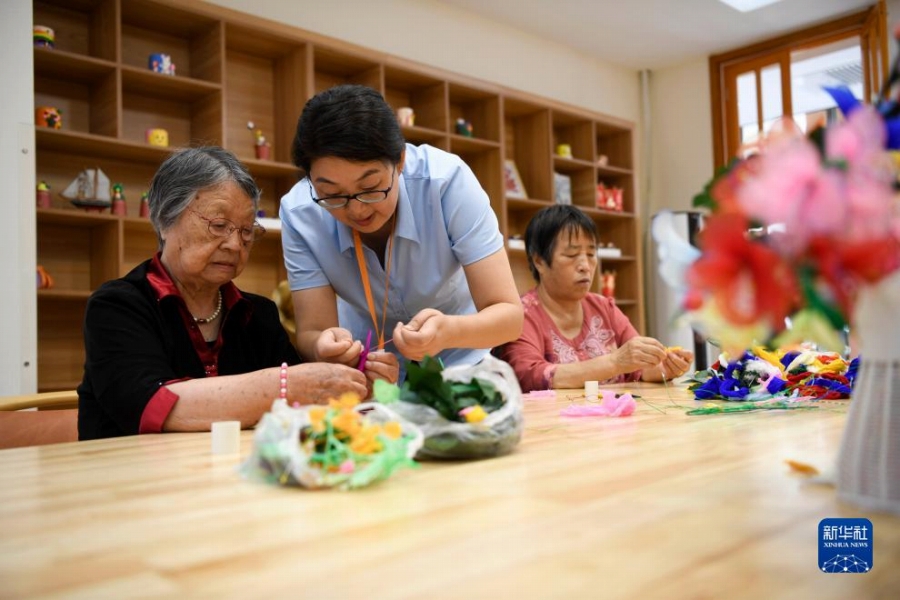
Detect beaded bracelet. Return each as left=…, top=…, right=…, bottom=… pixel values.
left=279, top=362, right=288, bottom=401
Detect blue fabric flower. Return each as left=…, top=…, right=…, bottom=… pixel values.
left=766, top=377, right=787, bottom=395
left=825, top=86, right=900, bottom=149
left=694, top=377, right=722, bottom=400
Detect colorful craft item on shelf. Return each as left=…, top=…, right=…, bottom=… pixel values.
left=247, top=121, right=271, bottom=160
left=33, top=25, right=54, bottom=48
left=686, top=346, right=859, bottom=402
left=36, top=265, right=54, bottom=289
left=455, top=118, right=473, bottom=137
left=139, top=191, right=150, bottom=218
left=111, top=183, right=126, bottom=216
left=600, top=270, right=616, bottom=298
left=146, top=128, right=168, bottom=147
left=556, top=143, right=573, bottom=158
left=35, top=106, right=61, bottom=129
left=396, top=106, right=415, bottom=127
left=148, top=53, right=175, bottom=75
left=36, top=181, right=51, bottom=209
left=62, top=168, right=111, bottom=212
left=242, top=393, right=421, bottom=490
left=596, top=182, right=623, bottom=211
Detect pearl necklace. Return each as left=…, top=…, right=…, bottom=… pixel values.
left=193, top=290, right=223, bottom=324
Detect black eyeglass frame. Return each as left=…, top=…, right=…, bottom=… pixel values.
left=307, top=166, right=396, bottom=210
left=190, top=209, right=266, bottom=245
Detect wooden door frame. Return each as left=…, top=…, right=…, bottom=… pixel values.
left=709, top=2, right=886, bottom=169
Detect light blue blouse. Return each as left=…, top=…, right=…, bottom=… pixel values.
left=279, top=143, right=504, bottom=371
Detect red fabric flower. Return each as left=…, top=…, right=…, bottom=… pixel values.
left=687, top=214, right=799, bottom=327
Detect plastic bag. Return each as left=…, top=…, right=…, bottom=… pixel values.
left=390, top=355, right=524, bottom=459
left=241, top=399, right=423, bottom=490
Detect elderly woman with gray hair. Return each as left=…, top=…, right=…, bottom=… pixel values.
left=78, top=147, right=372, bottom=440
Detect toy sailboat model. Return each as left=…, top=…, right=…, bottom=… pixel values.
left=61, top=168, right=111, bottom=211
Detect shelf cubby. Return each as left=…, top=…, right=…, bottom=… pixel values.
left=503, top=97, right=552, bottom=202
left=449, top=83, right=501, bottom=143
left=552, top=110, right=594, bottom=162
left=33, top=0, right=118, bottom=61
left=384, top=67, right=447, bottom=134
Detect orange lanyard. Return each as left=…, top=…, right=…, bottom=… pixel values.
left=352, top=229, right=394, bottom=350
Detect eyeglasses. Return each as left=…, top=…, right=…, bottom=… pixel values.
left=308, top=166, right=396, bottom=209
left=190, top=210, right=265, bottom=244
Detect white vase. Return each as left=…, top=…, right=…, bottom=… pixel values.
left=836, top=270, right=900, bottom=514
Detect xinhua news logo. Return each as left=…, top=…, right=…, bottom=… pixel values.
left=818, top=518, right=873, bottom=573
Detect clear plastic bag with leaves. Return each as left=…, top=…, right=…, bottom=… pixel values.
left=375, top=355, right=523, bottom=459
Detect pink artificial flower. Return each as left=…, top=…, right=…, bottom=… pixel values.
left=738, top=137, right=846, bottom=255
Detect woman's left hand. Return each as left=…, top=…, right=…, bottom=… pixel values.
left=362, top=350, right=399, bottom=398
left=392, top=308, right=447, bottom=361
left=660, top=348, right=694, bottom=379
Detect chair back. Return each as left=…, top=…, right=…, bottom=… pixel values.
left=0, top=391, right=78, bottom=450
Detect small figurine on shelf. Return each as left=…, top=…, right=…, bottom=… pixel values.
left=36, top=265, right=54, bottom=289
left=111, top=183, right=127, bottom=216
left=247, top=121, right=271, bottom=160
left=600, top=270, right=617, bottom=298
left=397, top=106, right=415, bottom=127
left=148, top=53, right=175, bottom=75
left=33, top=25, right=55, bottom=49
left=139, top=191, right=150, bottom=218
left=556, top=143, right=573, bottom=159
left=35, top=106, right=62, bottom=129
left=455, top=118, right=474, bottom=137
left=62, top=167, right=111, bottom=213
left=146, top=128, right=169, bottom=147
left=36, top=180, right=51, bottom=209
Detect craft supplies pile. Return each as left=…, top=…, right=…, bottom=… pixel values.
left=686, top=347, right=858, bottom=402
left=373, top=355, right=524, bottom=459
left=242, top=355, right=523, bottom=489
left=242, top=394, right=422, bottom=490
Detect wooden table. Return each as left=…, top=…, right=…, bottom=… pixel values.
left=1, top=383, right=897, bottom=599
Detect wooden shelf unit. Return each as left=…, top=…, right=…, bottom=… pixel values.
left=31, top=0, right=644, bottom=391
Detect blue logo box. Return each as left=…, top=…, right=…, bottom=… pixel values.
left=818, top=518, right=873, bottom=573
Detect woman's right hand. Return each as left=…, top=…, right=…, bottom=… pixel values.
left=287, top=363, right=367, bottom=404
left=314, top=327, right=362, bottom=365
left=612, top=336, right=667, bottom=372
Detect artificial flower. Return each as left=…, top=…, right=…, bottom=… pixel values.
left=680, top=84, right=900, bottom=356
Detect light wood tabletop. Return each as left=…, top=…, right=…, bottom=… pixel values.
left=1, top=383, right=897, bottom=599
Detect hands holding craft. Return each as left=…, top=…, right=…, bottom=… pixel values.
left=314, top=327, right=400, bottom=389
left=612, top=337, right=693, bottom=382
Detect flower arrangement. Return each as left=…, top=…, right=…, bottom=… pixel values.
left=374, top=355, right=524, bottom=459
left=682, top=84, right=900, bottom=355
left=242, top=394, right=422, bottom=490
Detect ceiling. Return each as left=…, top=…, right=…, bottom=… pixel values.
left=435, top=0, right=877, bottom=70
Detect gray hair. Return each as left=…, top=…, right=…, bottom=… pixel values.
left=148, top=146, right=261, bottom=249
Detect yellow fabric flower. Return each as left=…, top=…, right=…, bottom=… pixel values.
left=751, top=345, right=785, bottom=374
left=349, top=424, right=383, bottom=455
left=330, top=392, right=361, bottom=410
left=332, top=408, right=362, bottom=438
left=308, top=407, right=327, bottom=433
left=460, top=405, right=488, bottom=423
left=382, top=421, right=403, bottom=440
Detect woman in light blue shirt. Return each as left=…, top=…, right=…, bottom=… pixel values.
left=280, top=85, right=523, bottom=382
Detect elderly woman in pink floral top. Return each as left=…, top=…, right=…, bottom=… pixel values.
left=500, top=205, right=692, bottom=392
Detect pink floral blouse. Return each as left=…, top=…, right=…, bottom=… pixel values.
left=500, top=289, right=640, bottom=392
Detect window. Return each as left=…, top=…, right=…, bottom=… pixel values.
left=709, top=1, right=887, bottom=168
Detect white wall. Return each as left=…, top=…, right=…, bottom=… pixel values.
left=643, top=59, right=713, bottom=339
left=0, top=0, right=37, bottom=395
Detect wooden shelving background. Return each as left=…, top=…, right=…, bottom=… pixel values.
left=32, top=0, right=643, bottom=391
